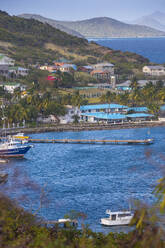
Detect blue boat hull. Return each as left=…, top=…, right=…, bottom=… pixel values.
left=0, top=145, right=32, bottom=158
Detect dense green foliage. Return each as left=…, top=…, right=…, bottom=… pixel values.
left=100, top=80, right=165, bottom=116
left=1, top=163, right=165, bottom=248
left=0, top=11, right=87, bottom=48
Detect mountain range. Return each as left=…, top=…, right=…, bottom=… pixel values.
left=132, top=11, right=165, bottom=32
left=0, top=10, right=150, bottom=75
left=18, top=14, right=165, bottom=38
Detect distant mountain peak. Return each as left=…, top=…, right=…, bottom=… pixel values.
left=132, top=11, right=165, bottom=32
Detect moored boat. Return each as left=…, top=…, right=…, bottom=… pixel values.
left=0, top=138, right=32, bottom=158
left=100, top=209, right=133, bottom=226
left=12, top=133, right=29, bottom=140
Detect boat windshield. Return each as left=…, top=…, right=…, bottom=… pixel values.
left=118, top=213, right=132, bottom=218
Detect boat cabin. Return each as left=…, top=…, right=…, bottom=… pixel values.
left=101, top=209, right=133, bottom=226
left=106, top=210, right=132, bottom=220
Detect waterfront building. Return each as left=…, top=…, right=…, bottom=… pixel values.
left=59, top=105, right=80, bottom=124
left=37, top=115, right=58, bottom=124
left=80, top=104, right=153, bottom=123
left=80, top=112, right=153, bottom=123
left=80, top=104, right=128, bottom=114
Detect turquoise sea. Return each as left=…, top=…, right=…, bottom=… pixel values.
left=89, top=37, right=165, bottom=64
left=1, top=126, right=165, bottom=232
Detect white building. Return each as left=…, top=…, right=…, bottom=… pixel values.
left=2, top=82, right=20, bottom=94
left=37, top=115, right=58, bottom=124
left=59, top=105, right=80, bottom=124
left=93, top=63, right=114, bottom=74
left=0, top=54, right=15, bottom=66
left=143, top=66, right=165, bottom=76
left=9, top=67, right=29, bottom=77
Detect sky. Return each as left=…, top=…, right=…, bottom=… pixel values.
left=0, top=0, right=165, bottom=21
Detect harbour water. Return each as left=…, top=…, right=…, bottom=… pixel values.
left=90, top=37, right=165, bottom=64
left=1, top=126, right=165, bottom=232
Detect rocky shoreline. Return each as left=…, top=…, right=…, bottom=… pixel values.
left=3, top=121, right=165, bottom=135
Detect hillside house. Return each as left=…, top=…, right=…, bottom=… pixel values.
left=78, top=65, right=93, bottom=73
left=0, top=82, right=20, bottom=94
left=143, top=66, right=165, bottom=76
left=59, top=64, right=77, bottom=73
left=93, top=63, right=114, bottom=74
left=9, top=67, right=29, bottom=77
left=90, top=70, right=112, bottom=80
left=0, top=65, right=9, bottom=77
left=40, top=65, right=57, bottom=72
left=0, top=54, right=15, bottom=66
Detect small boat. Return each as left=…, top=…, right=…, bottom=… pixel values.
left=0, top=138, right=32, bottom=158
left=100, top=209, right=133, bottom=226
left=12, top=133, right=29, bottom=140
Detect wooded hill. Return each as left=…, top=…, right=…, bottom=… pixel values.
left=0, top=10, right=149, bottom=74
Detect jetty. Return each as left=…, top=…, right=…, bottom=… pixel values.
left=43, top=218, right=78, bottom=227
left=28, top=138, right=153, bottom=145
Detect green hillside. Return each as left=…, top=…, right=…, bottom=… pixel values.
left=0, top=10, right=149, bottom=73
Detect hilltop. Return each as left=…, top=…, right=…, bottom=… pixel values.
left=0, top=10, right=149, bottom=74
left=19, top=13, right=84, bottom=38
left=132, top=11, right=165, bottom=32
left=19, top=14, right=165, bottom=38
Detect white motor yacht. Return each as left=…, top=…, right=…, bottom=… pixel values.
left=100, top=209, right=133, bottom=226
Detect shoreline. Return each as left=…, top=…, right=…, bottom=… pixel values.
left=3, top=121, right=165, bottom=135
left=88, top=36, right=165, bottom=40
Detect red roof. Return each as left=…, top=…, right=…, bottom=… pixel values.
left=47, top=75, right=55, bottom=81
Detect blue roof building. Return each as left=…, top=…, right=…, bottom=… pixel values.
left=126, top=113, right=154, bottom=118
left=80, top=104, right=128, bottom=112
left=81, top=112, right=126, bottom=123
left=79, top=103, right=154, bottom=123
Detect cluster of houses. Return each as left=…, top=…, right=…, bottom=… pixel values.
left=0, top=54, right=28, bottom=94
left=40, top=61, right=116, bottom=84
left=0, top=54, right=29, bottom=78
